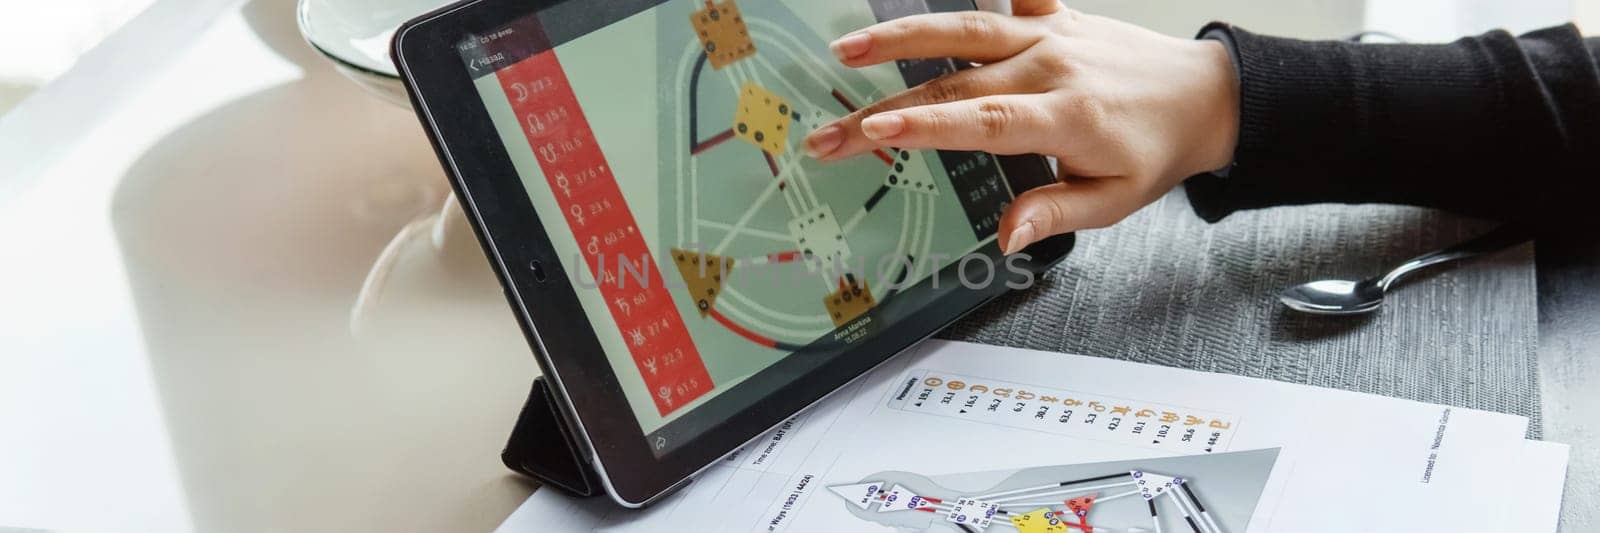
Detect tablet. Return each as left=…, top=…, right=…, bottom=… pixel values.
left=394, top=0, right=1074, bottom=506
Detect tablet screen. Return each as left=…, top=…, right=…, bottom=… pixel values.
left=456, top=0, right=1020, bottom=456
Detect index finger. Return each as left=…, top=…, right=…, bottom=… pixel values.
left=805, top=61, right=1031, bottom=161
left=830, top=11, right=1043, bottom=68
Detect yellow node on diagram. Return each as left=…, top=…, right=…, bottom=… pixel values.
left=1010, top=508, right=1070, bottom=533
left=823, top=275, right=875, bottom=327
left=689, top=0, right=756, bottom=70
left=671, top=248, right=735, bottom=317
left=734, top=82, right=791, bottom=156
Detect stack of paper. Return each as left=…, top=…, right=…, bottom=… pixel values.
left=500, top=340, right=1569, bottom=532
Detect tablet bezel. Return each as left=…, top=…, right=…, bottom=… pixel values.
left=394, top=0, right=1075, bottom=506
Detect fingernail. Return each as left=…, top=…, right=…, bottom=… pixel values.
left=830, top=32, right=871, bottom=61
left=860, top=114, right=906, bottom=140
left=805, top=125, right=844, bottom=159
left=1003, top=221, right=1038, bottom=255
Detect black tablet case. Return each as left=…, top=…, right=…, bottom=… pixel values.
left=502, top=377, right=601, bottom=497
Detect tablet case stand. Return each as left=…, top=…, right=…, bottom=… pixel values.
left=502, top=377, right=601, bottom=497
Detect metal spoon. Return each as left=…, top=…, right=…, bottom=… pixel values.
left=1279, top=225, right=1529, bottom=315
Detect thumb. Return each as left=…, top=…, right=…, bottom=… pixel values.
left=997, top=180, right=1137, bottom=254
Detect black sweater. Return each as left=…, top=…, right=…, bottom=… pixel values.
left=1185, top=23, right=1600, bottom=234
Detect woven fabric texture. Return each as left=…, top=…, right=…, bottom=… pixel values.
left=941, top=190, right=1542, bottom=437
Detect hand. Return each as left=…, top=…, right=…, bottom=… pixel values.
left=804, top=0, right=1239, bottom=253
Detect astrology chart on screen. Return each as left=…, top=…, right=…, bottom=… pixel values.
left=474, top=0, right=1021, bottom=434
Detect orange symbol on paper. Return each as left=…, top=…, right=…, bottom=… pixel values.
left=1065, top=494, right=1096, bottom=517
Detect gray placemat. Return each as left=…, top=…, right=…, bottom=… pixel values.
left=941, top=190, right=1542, bottom=437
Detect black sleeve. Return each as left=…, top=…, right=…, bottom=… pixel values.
left=1183, top=23, right=1600, bottom=232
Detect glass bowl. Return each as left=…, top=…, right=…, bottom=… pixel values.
left=296, top=0, right=453, bottom=107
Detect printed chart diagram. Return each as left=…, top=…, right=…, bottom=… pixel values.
left=656, top=0, right=1013, bottom=352
left=827, top=450, right=1279, bottom=533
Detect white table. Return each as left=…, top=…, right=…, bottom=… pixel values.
left=2, top=0, right=1590, bottom=531
left=0, top=1, right=538, bottom=530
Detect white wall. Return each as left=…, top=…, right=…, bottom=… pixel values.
left=1578, top=0, right=1600, bottom=32
left=0, top=0, right=158, bottom=114
left=1073, top=0, right=1367, bottom=39
left=1366, top=0, right=1572, bottom=42
left=0, top=0, right=157, bottom=83
left=1071, top=0, right=1585, bottom=41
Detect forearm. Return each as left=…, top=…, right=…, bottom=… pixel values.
left=1185, top=24, right=1600, bottom=229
